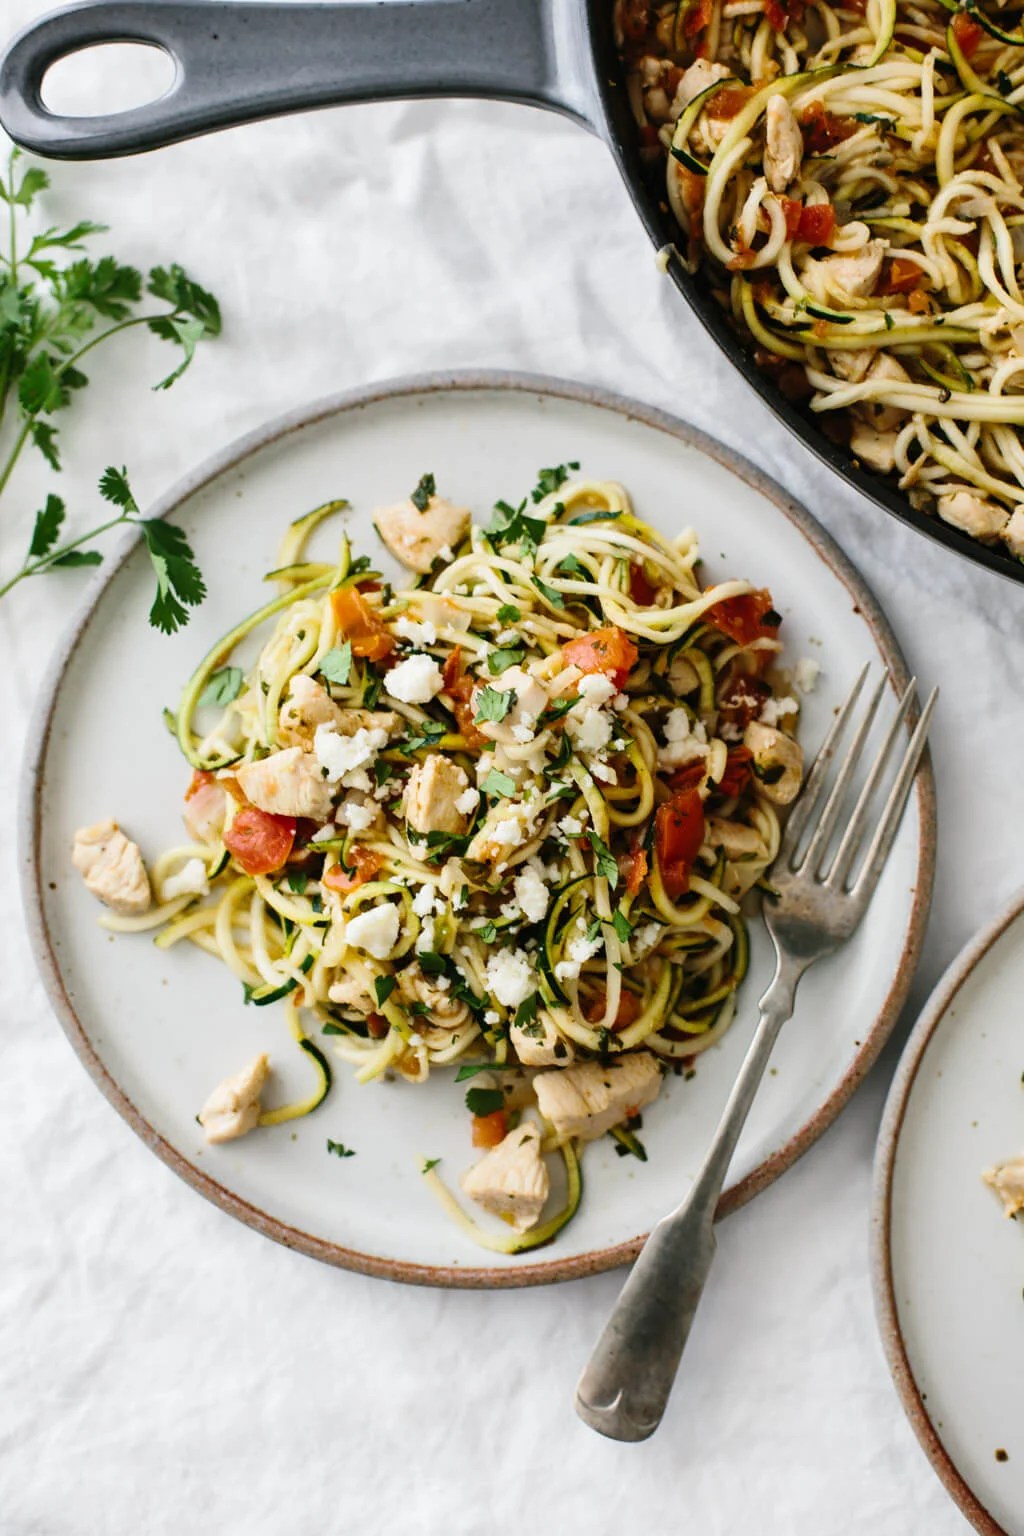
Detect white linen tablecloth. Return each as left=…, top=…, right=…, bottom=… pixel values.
left=1, top=8, right=1012, bottom=1530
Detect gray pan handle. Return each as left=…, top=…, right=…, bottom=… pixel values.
left=0, top=0, right=599, bottom=160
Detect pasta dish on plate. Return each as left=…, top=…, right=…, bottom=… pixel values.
left=617, top=0, right=1024, bottom=560
left=71, top=466, right=811, bottom=1251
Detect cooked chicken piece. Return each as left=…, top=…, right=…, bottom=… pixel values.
left=983, top=1156, right=1024, bottom=1217
left=461, top=1121, right=550, bottom=1233
left=534, top=1052, right=662, bottom=1143
left=827, top=347, right=876, bottom=383
left=511, top=1009, right=574, bottom=1068
left=396, top=962, right=470, bottom=1027
left=236, top=747, right=334, bottom=822
left=466, top=801, right=537, bottom=865
left=279, top=675, right=396, bottom=750
left=705, top=816, right=767, bottom=860
left=403, top=753, right=471, bottom=837
left=764, top=94, right=803, bottom=193
left=374, top=494, right=470, bottom=574
left=411, top=591, right=473, bottom=635
left=72, top=820, right=152, bottom=915
left=673, top=58, right=731, bottom=114
left=861, top=353, right=912, bottom=433
left=937, top=488, right=1008, bottom=544
left=743, top=720, right=803, bottom=805
left=198, top=1053, right=269, bottom=1144
left=471, top=666, right=549, bottom=746
left=850, top=421, right=900, bottom=474
left=1004, top=507, right=1024, bottom=560
left=808, top=241, right=885, bottom=301
left=183, top=776, right=228, bottom=844
left=326, top=962, right=378, bottom=1015
left=668, top=653, right=700, bottom=696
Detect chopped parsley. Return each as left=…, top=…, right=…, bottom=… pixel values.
left=198, top=665, right=243, bottom=708
left=514, top=993, right=539, bottom=1029
left=611, top=909, right=633, bottom=941
left=485, top=498, right=546, bottom=554
left=286, top=871, right=309, bottom=895
left=487, top=645, right=525, bottom=675
left=531, top=461, right=579, bottom=502
left=373, top=975, right=396, bottom=1007
left=481, top=768, right=516, bottom=798
left=586, top=829, right=620, bottom=889
left=326, top=1139, right=356, bottom=1158
left=410, top=472, right=436, bottom=512
left=532, top=575, right=566, bottom=609
left=318, top=643, right=353, bottom=686
left=465, top=1086, right=504, bottom=1116
left=495, top=602, right=521, bottom=625
left=474, top=686, right=514, bottom=724
left=421, top=1157, right=441, bottom=1173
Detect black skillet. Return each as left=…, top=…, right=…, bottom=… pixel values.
left=0, top=0, right=1018, bottom=586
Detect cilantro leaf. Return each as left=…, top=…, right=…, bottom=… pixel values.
left=48, top=548, right=102, bottom=568
left=12, top=164, right=49, bottom=208
left=410, top=472, right=436, bottom=512
left=149, top=314, right=207, bottom=390
left=556, top=553, right=590, bottom=579
left=27, top=494, right=65, bottom=559
left=485, top=499, right=546, bottom=554
left=569, top=510, right=621, bottom=526
left=531, top=461, right=579, bottom=503
left=465, top=1086, right=504, bottom=1116
left=514, top=993, right=539, bottom=1029
left=586, top=830, right=620, bottom=889
left=147, top=264, right=222, bottom=334
left=474, top=921, right=498, bottom=943
left=399, top=719, right=448, bottom=754
left=199, top=666, right=243, bottom=708
left=611, top=909, right=633, bottom=942
left=30, top=421, right=60, bottom=471
left=418, top=951, right=447, bottom=976
left=319, top=643, right=353, bottom=686
left=455, top=1062, right=521, bottom=1081
left=481, top=768, right=516, bottom=799
left=495, top=603, right=521, bottom=625
left=326, top=1139, right=356, bottom=1158
left=421, top=1157, right=441, bottom=1173
left=487, top=646, right=525, bottom=675
left=98, top=465, right=139, bottom=513
left=139, top=517, right=207, bottom=635
left=531, top=575, right=566, bottom=610
left=373, top=975, right=396, bottom=1007
left=18, top=353, right=64, bottom=415
left=287, top=871, right=309, bottom=895
left=474, top=686, right=514, bottom=724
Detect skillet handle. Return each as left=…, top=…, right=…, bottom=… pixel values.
left=0, top=0, right=599, bottom=160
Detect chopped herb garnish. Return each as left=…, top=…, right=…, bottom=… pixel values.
left=514, top=993, right=539, bottom=1029
left=611, top=909, right=633, bottom=942
left=326, top=1139, right=356, bottom=1158
left=481, top=768, right=516, bottom=798
left=556, top=553, right=589, bottom=579
left=474, top=920, right=498, bottom=943
left=362, top=670, right=383, bottom=709
left=400, top=719, right=448, bottom=754
left=372, top=759, right=394, bottom=787
left=418, top=951, right=447, bottom=976
left=465, top=1086, right=504, bottom=1116
left=318, top=642, right=353, bottom=686
left=531, top=461, right=579, bottom=502
left=485, top=498, right=546, bottom=554
left=474, top=686, right=514, bottom=724
left=373, top=975, right=396, bottom=1007
left=455, top=1061, right=521, bottom=1081
left=883, top=311, right=895, bottom=331
left=586, top=829, right=620, bottom=889
left=569, top=509, right=622, bottom=526
left=321, top=1022, right=346, bottom=1036
left=410, top=472, right=436, bottom=512
left=286, top=870, right=309, bottom=895
left=531, top=575, right=566, bottom=609
left=586, top=918, right=602, bottom=943
left=495, top=602, right=521, bottom=625
left=421, top=1157, right=441, bottom=1173
left=487, top=645, right=525, bottom=675
left=198, top=665, right=243, bottom=708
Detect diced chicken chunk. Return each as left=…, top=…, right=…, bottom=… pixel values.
left=326, top=960, right=379, bottom=1015
left=860, top=353, right=911, bottom=433
left=850, top=421, right=899, bottom=474
left=764, top=94, right=803, bottom=193
left=403, top=753, right=470, bottom=836
left=674, top=58, right=731, bottom=114
left=809, top=240, right=885, bottom=301
left=705, top=816, right=767, bottom=860
left=1004, top=507, right=1024, bottom=560
left=72, top=819, right=152, bottom=915
left=471, top=666, right=549, bottom=746
left=397, top=962, right=470, bottom=1027
left=744, top=720, right=803, bottom=805
left=534, top=1052, right=662, bottom=1143
left=374, top=494, right=470, bottom=574
left=461, top=1120, right=550, bottom=1233
left=198, top=1053, right=269, bottom=1144
left=236, top=747, right=334, bottom=822
left=937, top=488, right=1008, bottom=544
left=827, top=347, right=876, bottom=383
left=183, top=777, right=227, bottom=844
left=983, top=1156, right=1024, bottom=1218
left=511, top=1009, right=574, bottom=1068
left=279, top=675, right=397, bottom=750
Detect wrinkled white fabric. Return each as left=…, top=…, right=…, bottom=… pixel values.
left=0, top=8, right=994, bottom=1531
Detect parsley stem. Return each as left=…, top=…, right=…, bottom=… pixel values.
left=7, top=157, right=17, bottom=286
left=0, top=510, right=128, bottom=600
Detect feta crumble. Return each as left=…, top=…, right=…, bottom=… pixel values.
left=759, top=695, right=799, bottom=727
left=384, top=653, right=445, bottom=705
left=411, top=883, right=439, bottom=918
left=559, top=814, right=584, bottom=838
left=454, top=785, right=480, bottom=816
left=569, top=709, right=614, bottom=755
left=485, top=949, right=537, bottom=1009
left=315, top=723, right=389, bottom=784
left=160, top=857, right=209, bottom=902
left=345, top=903, right=400, bottom=959
left=554, top=930, right=605, bottom=982
left=338, top=797, right=376, bottom=833
left=513, top=862, right=550, bottom=924
left=656, top=708, right=709, bottom=770
left=394, top=615, right=438, bottom=647
left=577, top=673, right=617, bottom=706
left=794, top=657, right=821, bottom=695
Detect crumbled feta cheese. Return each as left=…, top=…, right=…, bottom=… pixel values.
left=311, top=822, right=338, bottom=842
left=759, top=695, right=799, bottom=727
left=500, top=899, right=522, bottom=922
left=559, top=814, right=584, bottom=838
left=577, top=674, right=617, bottom=706
left=411, top=883, right=438, bottom=918
left=344, top=769, right=372, bottom=793
left=454, top=785, right=480, bottom=817
left=554, top=931, right=605, bottom=983
left=315, top=723, right=389, bottom=783
left=591, top=763, right=617, bottom=785
left=495, top=628, right=520, bottom=645
left=438, top=544, right=455, bottom=562
left=612, top=692, right=630, bottom=712
left=511, top=723, right=535, bottom=745
left=485, top=949, right=537, bottom=1009
left=569, top=709, right=614, bottom=754
left=345, top=903, right=400, bottom=959
left=513, top=862, right=549, bottom=924
left=160, top=857, right=209, bottom=902
left=384, top=654, right=445, bottom=705
left=493, top=817, right=523, bottom=847
left=631, top=921, right=663, bottom=961
left=338, top=797, right=376, bottom=833
left=484, top=1009, right=501, bottom=1026
left=416, top=916, right=436, bottom=955
left=656, top=707, right=709, bottom=770
left=394, top=615, right=437, bottom=647
left=794, top=658, right=821, bottom=695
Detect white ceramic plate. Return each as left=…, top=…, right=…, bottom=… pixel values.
left=874, top=893, right=1024, bottom=1535
left=22, top=372, right=934, bottom=1286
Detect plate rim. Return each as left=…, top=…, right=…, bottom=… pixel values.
left=20, top=367, right=936, bottom=1288
left=871, top=888, right=1024, bottom=1536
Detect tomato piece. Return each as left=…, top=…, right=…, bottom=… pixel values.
left=629, top=563, right=659, bottom=606
left=366, top=1012, right=389, bottom=1039
left=765, top=0, right=806, bottom=28
left=441, top=645, right=487, bottom=748
left=706, top=588, right=780, bottom=647
left=952, top=10, right=984, bottom=57
left=796, top=203, right=836, bottom=247
left=223, top=807, right=296, bottom=876
left=907, top=288, right=930, bottom=314
left=717, top=746, right=754, bottom=798
left=618, top=846, right=649, bottom=898
left=321, top=847, right=383, bottom=894
left=472, top=1110, right=508, bottom=1148
left=881, top=257, right=922, bottom=295
left=586, top=988, right=644, bottom=1032
left=185, top=769, right=217, bottom=801
left=330, top=587, right=395, bottom=663
left=619, top=0, right=650, bottom=43
left=799, top=101, right=858, bottom=154
left=669, top=760, right=706, bottom=794
left=682, top=0, right=713, bottom=37
left=707, top=84, right=752, bottom=119
left=562, top=626, right=638, bottom=690
left=655, top=788, right=706, bottom=901
left=780, top=197, right=803, bottom=240
left=718, top=673, right=770, bottom=731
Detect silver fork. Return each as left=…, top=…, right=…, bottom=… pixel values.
left=575, top=665, right=937, bottom=1443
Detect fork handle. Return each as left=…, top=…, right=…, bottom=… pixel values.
left=575, top=963, right=802, bottom=1442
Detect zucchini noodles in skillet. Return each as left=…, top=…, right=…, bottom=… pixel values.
left=72, top=467, right=810, bottom=1251
left=617, top=0, right=1024, bottom=559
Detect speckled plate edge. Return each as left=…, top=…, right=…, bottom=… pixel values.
left=19, top=369, right=936, bottom=1288
left=871, top=889, right=1024, bottom=1536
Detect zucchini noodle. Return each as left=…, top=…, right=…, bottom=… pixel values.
left=84, top=469, right=809, bottom=1252
left=617, top=0, right=1024, bottom=559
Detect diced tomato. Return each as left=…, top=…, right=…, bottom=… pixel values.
left=321, top=846, right=383, bottom=894
left=223, top=807, right=296, bottom=876
left=185, top=769, right=217, bottom=801
left=795, top=203, right=835, bottom=247
left=799, top=100, right=858, bottom=154
left=706, top=588, right=780, bottom=647
left=655, top=788, right=706, bottom=901
left=367, top=1012, right=389, bottom=1039
left=619, top=0, right=651, bottom=43
left=765, top=0, right=806, bottom=29
left=952, top=10, right=984, bottom=57
left=682, top=0, right=713, bottom=36
left=639, top=123, right=661, bottom=149
left=472, top=1110, right=507, bottom=1148
left=330, top=587, right=395, bottom=663
left=718, top=673, right=771, bottom=731
left=780, top=197, right=803, bottom=240
left=881, top=257, right=922, bottom=295
left=619, top=846, right=649, bottom=898
left=586, top=988, right=644, bottom=1032
left=669, top=760, right=707, bottom=794
left=717, top=746, right=754, bottom=798
left=441, top=645, right=487, bottom=748
left=562, top=626, right=638, bottom=690
left=707, top=84, right=752, bottom=119
left=629, top=563, right=659, bottom=605
left=907, top=288, right=930, bottom=314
